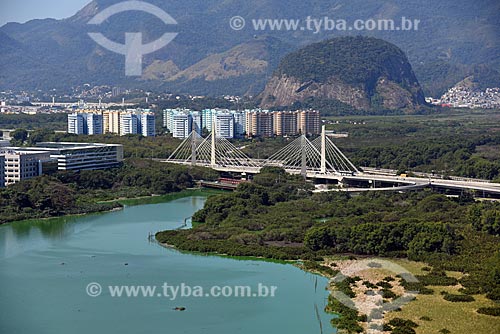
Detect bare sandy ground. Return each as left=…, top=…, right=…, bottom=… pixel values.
left=323, top=258, right=413, bottom=334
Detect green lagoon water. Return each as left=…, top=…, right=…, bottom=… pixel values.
left=0, top=195, right=331, bottom=334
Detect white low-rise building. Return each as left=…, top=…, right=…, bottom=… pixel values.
left=0, top=149, right=51, bottom=186
left=34, top=142, right=124, bottom=171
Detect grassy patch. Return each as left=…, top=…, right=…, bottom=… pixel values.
left=385, top=285, right=500, bottom=333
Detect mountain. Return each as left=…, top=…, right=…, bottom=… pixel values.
left=454, top=66, right=500, bottom=92
left=260, top=36, right=425, bottom=112
left=0, top=0, right=499, bottom=96
left=160, top=36, right=290, bottom=96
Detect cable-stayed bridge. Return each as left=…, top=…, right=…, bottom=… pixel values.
left=166, top=126, right=359, bottom=178
left=162, top=126, right=500, bottom=197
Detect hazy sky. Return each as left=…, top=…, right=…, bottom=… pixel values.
left=0, top=0, right=91, bottom=26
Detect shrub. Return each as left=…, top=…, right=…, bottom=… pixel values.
left=377, top=281, right=393, bottom=289
left=416, top=272, right=458, bottom=286
left=442, top=292, right=475, bottom=302
left=382, top=288, right=397, bottom=299
left=477, top=307, right=500, bottom=316
left=363, top=281, right=377, bottom=289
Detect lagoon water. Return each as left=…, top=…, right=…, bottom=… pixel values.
left=0, top=195, right=331, bottom=334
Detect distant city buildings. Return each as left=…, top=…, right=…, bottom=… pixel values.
left=68, top=109, right=156, bottom=137
left=112, top=87, right=124, bottom=97
left=163, top=108, right=320, bottom=139
left=0, top=142, right=124, bottom=187
left=428, top=86, right=500, bottom=108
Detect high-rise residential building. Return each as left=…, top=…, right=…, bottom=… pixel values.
left=140, top=112, right=156, bottom=137
left=102, top=111, right=110, bottom=133
left=120, top=112, right=139, bottom=135
left=0, top=149, right=51, bottom=186
left=68, top=112, right=104, bottom=135
left=274, top=111, right=299, bottom=136
left=246, top=111, right=274, bottom=137
left=245, top=111, right=256, bottom=137
left=201, top=109, right=215, bottom=132
left=162, top=108, right=317, bottom=138
left=70, top=110, right=154, bottom=137
left=233, top=111, right=246, bottom=138
left=191, top=111, right=202, bottom=135
left=68, top=113, right=85, bottom=134
left=0, top=155, right=4, bottom=188
left=164, top=109, right=192, bottom=134
left=86, top=113, right=103, bottom=135
left=215, top=113, right=234, bottom=139
left=163, top=108, right=179, bottom=130
left=163, top=109, right=174, bottom=129
left=172, top=114, right=192, bottom=138
left=297, top=110, right=321, bottom=135
left=102, top=110, right=122, bottom=134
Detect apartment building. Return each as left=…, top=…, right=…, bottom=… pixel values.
left=103, top=110, right=119, bottom=134
left=68, top=113, right=85, bottom=134
left=172, top=114, right=192, bottom=138
left=201, top=109, right=215, bottom=132
left=68, top=112, right=104, bottom=135
left=215, top=113, right=234, bottom=139
left=120, top=112, right=139, bottom=135
left=233, top=111, right=246, bottom=138
left=140, top=112, right=156, bottom=137
left=162, top=108, right=319, bottom=139
left=274, top=111, right=299, bottom=136
left=69, top=110, right=155, bottom=137
left=297, top=110, right=321, bottom=135
left=86, top=113, right=103, bottom=135
left=246, top=111, right=274, bottom=137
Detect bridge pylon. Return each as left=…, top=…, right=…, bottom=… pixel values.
left=167, top=129, right=258, bottom=169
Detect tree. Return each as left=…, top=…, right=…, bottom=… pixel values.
left=10, top=128, right=28, bottom=145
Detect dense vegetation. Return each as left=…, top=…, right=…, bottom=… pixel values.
left=0, top=159, right=217, bottom=224
left=157, top=168, right=500, bottom=303
left=334, top=114, right=500, bottom=180
left=0, top=113, right=67, bottom=131
left=276, top=36, right=423, bottom=99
